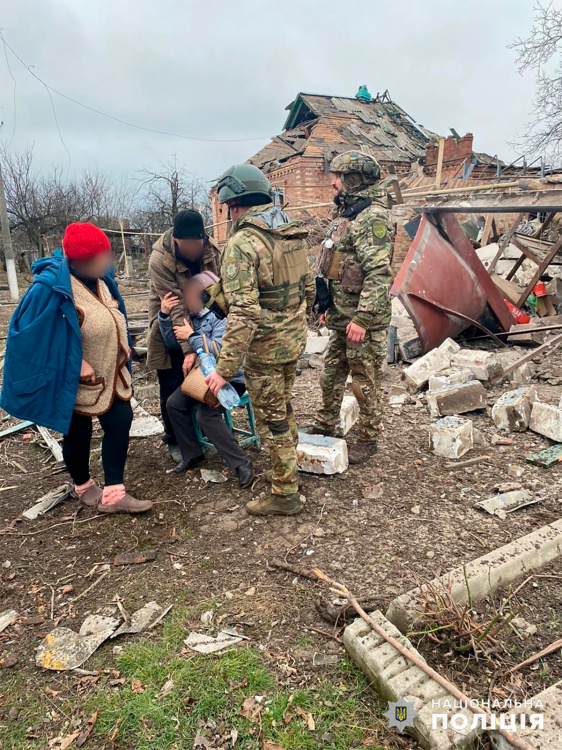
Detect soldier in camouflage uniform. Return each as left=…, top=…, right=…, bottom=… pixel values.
left=205, top=164, right=315, bottom=516
left=313, top=151, right=394, bottom=464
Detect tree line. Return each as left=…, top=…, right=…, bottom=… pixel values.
left=0, top=147, right=211, bottom=263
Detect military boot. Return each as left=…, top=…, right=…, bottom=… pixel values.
left=246, top=492, right=303, bottom=516
left=347, top=440, right=377, bottom=465
left=307, top=424, right=336, bottom=437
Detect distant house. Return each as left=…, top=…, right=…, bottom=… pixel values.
left=211, top=87, right=530, bottom=267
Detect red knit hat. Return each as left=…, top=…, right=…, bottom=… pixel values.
left=63, top=222, right=111, bottom=260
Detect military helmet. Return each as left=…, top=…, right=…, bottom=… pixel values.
left=329, top=150, right=381, bottom=181
left=216, top=164, right=273, bottom=206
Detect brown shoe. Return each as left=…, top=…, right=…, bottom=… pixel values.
left=348, top=440, right=377, bottom=465
left=246, top=493, right=303, bottom=516
left=99, top=493, right=153, bottom=514
left=77, top=483, right=103, bottom=508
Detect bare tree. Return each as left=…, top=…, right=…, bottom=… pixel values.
left=135, top=156, right=211, bottom=233
left=511, top=2, right=562, bottom=163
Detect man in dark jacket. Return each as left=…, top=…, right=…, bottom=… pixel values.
left=147, top=209, right=220, bottom=446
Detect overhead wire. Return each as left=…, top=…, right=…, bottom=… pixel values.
left=2, top=36, right=17, bottom=148
left=0, top=32, right=272, bottom=145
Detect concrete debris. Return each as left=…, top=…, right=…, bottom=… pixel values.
left=476, top=489, right=537, bottom=517
left=511, top=616, right=538, bottom=636
left=489, top=681, right=562, bottom=750
left=305, top=336, right=329, bottom=355
left=507, top=464, right=525, bottom=478
left=491, top=386, right=537, bottom=432
left=449, top=349, right=502, bottom=381
left=398, top=329, right=422, bottom=362
left=0, top=610, right=18, bottom=633
left=529, top=401, right=562, bottom=442
left=428, top=367, right=472, bottom=392
left=388, top=384, right=411, bottom=407
left=338, top=394, right=359, bottom=435
left=526, top=444, right=562, bottom=468
left=429, top=416, right=473, bottom=459
left=79, top=614, right=120, bottom=637
left=508, top=324, right=545, bottom=345
left=510, top=361, right=536, bottom=384
left=426, top=380, right=487, bottom=418
left=403, top=337, right=460, bottom=391
left=22, top=484, right=72, bottom=521
left=297, top=432, right=348, bottom=474
left=129, top=398, right=164, bottom=438
left=37, top=425, right=64, bottom=463
left=184, top=630, right=244, bottom=654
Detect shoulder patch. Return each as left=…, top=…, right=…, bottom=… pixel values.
left=224, top=261, right=240, bottom=281
left=373, top=223, right=387, bottom=239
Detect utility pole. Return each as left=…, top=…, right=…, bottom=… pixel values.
left=0, top=162, right=19, bottom=301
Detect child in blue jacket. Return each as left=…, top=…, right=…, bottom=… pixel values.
left=160, top=272, right=254, bottom=487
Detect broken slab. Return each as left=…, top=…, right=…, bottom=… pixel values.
left=297, top=432, right=348, bottom=474
left=386, top=518, right=562, bottom=634
left=22, top=484, right=72, bottom=520
left=111, top=601, right=165, bottom=639
left=508, top=323, right=545, bottom=345
left=429, top=417, right=473, bottom=459
left=526, top=444, right=562, bottom=468
left=344, top=612, right=480, bottom=750
left=510, top=361, right=536, bottom=384
left=388, top=384, right=411, bottom=406
left=36, top=623, right=116, bottom=671
left=129, top=398, right=164, bottom=438
left=426, top=380, right=487, bottom=418
left=184, top=630, right=244, bottom=654
left=403, top=338, right=460, bottom=391
left=529, top=401, right=562, bottom=442
left=449, top=349, right=502, bottom=381
left=338, top=394, right=359, bottom=436
left=476, top=489, right=537, bottom=517
left=491, top=386, right=537, bottom=432
left=428, top=367, right=472, bottom=392
left=305, top=336, right=329, bottom=355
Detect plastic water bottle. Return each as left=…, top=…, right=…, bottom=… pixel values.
left=197, top=348, right=241, bottom=411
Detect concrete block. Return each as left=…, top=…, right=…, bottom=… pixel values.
left=510, top=361, right=536, bottom=384
left=338, top=395, right=359, bottom=436
left=387, top=518, right=562, bottom=634
left=296, top=432, right=348, bottom=474
left=389, top=384, right=411, bottom=407
left=489, top=681, right=562, bottom=750
left=428, top=367, right=473, bottom=391
left=491, top=386, right=537, bottom=431
left=508, top=324, right=545, bottom=345
left=403, top=338, right=461, bottom=390
left=429, top=417, right=473, bottom=459
left=450, top=349, right=502, bottom=381
left=305, top=336, right=329, bottom=355
left=426, top=380, right=486, bottom=418
left=344, top=613, right=480, bottom=750
left=530, top=401, right=562, bottom=442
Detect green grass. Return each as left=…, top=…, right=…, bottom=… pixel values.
left=1, top=606, right=387, bottom=750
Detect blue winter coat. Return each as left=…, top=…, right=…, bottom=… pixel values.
left=0, top=252, right=128, bottom=434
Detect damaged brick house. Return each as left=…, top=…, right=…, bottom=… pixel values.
left=210, top=87, right=525, bottom=267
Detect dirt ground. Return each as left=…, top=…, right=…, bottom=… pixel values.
left=0, top=280, right=561, bottom=748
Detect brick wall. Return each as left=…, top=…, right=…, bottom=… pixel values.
left=425, top=133, right=474, bottom=177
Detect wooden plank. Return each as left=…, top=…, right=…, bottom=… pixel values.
left=536, top=211, right=555, bottom=239
left=488, top=213, right=526, bottom=275
left=480, top=214, right=494, bottom=246
left=37, top=425, right=63, bottom=462
left=435, top=138, right=445, bottom=189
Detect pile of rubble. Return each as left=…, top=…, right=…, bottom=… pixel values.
left=394, top=336, right=562, bottom=461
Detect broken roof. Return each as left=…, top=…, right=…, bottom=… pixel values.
left=248, top=91, right=434, bottom=173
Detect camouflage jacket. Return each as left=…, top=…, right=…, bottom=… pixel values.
left=147, top=228, right=220, bottom=369
left=215, top=206, right=315, bottom=380
left=317, top=183, right=393, bottom=332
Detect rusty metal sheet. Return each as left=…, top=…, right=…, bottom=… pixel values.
left=392, top=215, right=489, bottom=353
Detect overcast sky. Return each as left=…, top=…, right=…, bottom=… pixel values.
left=0, top=0, right=543, bottom=185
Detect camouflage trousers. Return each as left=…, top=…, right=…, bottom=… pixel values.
left=316, top=328, right=386, bottom=441
left=244, top=359, right=299, bottom=497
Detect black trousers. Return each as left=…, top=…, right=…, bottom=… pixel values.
left=62, top=397, right=133, bottom=486
left=156, top=348, right=185, bottom=441
left=166, top=382, right=248, bottom=470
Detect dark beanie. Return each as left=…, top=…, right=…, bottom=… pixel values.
left=173, top=209, right=205, bottom=240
